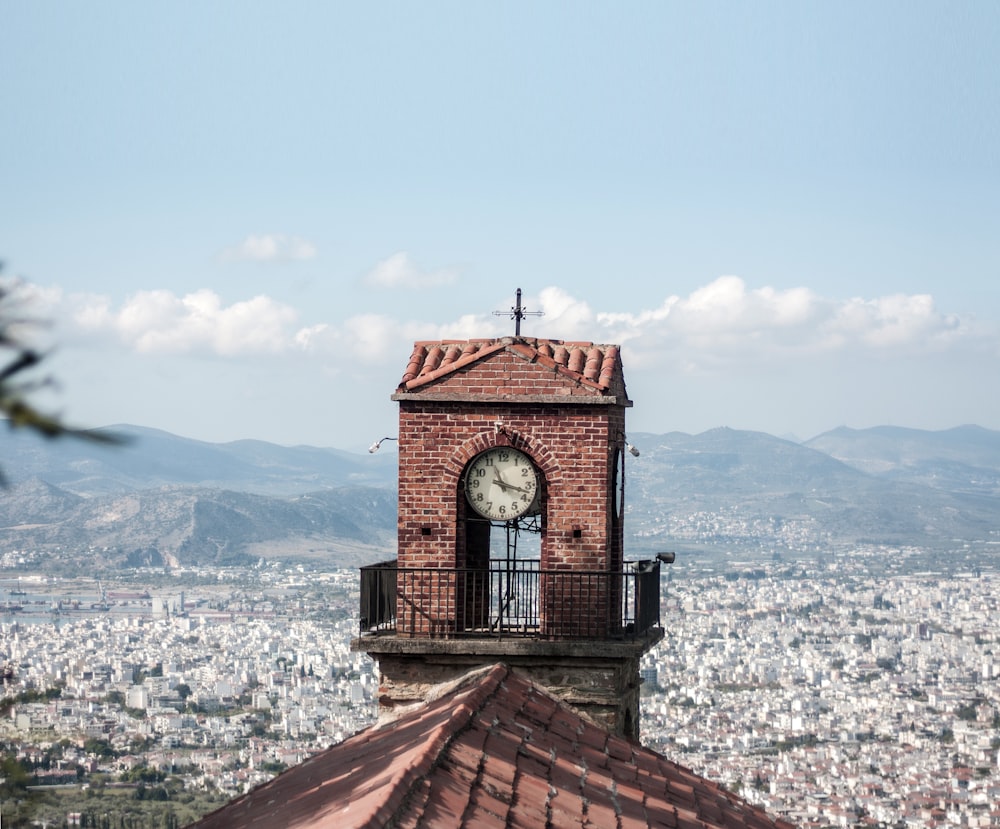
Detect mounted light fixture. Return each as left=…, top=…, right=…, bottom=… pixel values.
left=618, top=432, right=641, bottom=458
left=368, top=436, right=398, bottom=454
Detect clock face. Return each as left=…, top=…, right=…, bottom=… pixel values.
left=465, top=447, right=539, bottom=521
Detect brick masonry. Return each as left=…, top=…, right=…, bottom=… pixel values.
left=394, top=347, right=628, bottom=567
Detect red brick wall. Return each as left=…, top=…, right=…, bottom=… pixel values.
left=396, top=402, right=625, bottom=570
left=393, top=346, right=629, bottom=638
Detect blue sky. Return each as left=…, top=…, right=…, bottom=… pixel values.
left=2, top=2, right=998, bottom=449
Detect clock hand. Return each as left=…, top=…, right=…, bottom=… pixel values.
left=497, top=480, right=530, bottom=494
left=493, top=466, right=533, bottom=494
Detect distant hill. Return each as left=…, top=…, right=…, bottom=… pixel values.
left=624, top=427, right=1000, bottom=557
left=0, top=424, right=397, bottom=496
left=803, top=424, right=1000, bottom=495
left=0, top=480, right=397, bottom=571
left=0, top=425, right=398, bottom=571
left=1, top=423, right=998, bottom=572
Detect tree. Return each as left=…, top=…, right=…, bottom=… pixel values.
left=83, top=737, right=116, bottom=758
left=0, top=269, right=122, bottom=482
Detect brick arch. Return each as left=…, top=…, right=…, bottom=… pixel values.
left=445, top=429, right=561, bottom=488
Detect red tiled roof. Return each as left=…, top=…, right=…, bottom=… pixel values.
left=187, top=665, right=795, bottom=829
left=398, top=338, right=622, bottom=394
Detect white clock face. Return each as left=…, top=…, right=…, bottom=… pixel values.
left=465, top=447, right=539, bottom=521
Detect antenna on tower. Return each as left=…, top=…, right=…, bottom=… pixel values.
left=493, top=288, right=543, bottom=336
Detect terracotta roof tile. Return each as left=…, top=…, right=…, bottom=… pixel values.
left=645, top=804, right=680, bottom=828
left=187, top=664, right=795, bottom=829
left=396, top=337, right=626, bottom=395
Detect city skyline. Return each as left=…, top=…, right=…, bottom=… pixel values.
left=3, top=3, right=998, bottom=449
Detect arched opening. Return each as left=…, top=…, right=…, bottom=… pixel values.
left=457, top=451, right=547, bottom=635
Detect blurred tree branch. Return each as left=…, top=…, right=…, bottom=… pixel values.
left=0, top=264, right=124, bottom=483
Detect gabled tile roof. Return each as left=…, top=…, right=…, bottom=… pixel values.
left=398, top=338, right=622, bottom=394
left=187, top=664, right=795, bottom=829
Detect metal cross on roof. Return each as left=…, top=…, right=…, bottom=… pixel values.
left=493, top=288, right=544, bottom=336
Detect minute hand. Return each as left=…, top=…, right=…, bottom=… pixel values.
left=494, top=476, right=530, bottom=494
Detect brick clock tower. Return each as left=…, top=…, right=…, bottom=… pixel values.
left=352, top=324, right=665, bottom=739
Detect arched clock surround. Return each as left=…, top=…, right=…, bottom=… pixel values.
left=452, top=429, right=553, bottom=567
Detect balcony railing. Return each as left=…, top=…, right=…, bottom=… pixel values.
left=358, top=559, right=662, bottom=640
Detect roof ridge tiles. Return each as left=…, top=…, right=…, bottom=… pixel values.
left=396, top=337, right=625, bottom=394
left=402, top=341, right=507, bottom=391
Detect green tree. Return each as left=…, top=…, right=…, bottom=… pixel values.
left=83, top=737, right=116, bottom=758
left=956, top=703, right=979, bottom=722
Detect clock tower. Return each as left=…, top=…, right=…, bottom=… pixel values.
left=352, top=330, right=665, bottom=738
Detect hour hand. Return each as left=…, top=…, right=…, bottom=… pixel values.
left=495, top=469, right=517, bottom=489
left=499, top=480, right=529, bottom=494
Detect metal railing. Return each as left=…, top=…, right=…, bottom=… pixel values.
left=358, top=559, right=661, bottom=640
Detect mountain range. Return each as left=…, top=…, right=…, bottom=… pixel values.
left=0, top=423, right=997, bottom=572
left=624, top=425, right=998, bottom=560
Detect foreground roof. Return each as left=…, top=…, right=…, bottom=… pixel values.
left=188, top=664, right=794, bottom=829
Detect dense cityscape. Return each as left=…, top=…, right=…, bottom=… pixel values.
left=0, top=549, right=998, bottom=827
left=643, top=548, right=1000, bottom=826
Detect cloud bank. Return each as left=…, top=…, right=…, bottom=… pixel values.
left=47, top=277, right=983, bottom=379
left=537, top=278, right=973, bottom=371
left=68, top=290, right=303, bottom=356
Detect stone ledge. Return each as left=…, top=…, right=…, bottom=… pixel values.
left=391, top=392, right=631, bottom=406
left=351, top=628, right=664, bottom=659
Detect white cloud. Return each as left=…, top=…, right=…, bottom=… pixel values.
left=70, top=289, right=313, bottom=356
left=363, top=252, right=458, bottom=289
left=48, top=276, right=983, bottom=381
left=439, top=314, right=504, bottom=340
left=538, top=277, right=980, bottom=373
left=826, top=293, right=963, bottom=349
left=221, top=234, right=317, bottom=262
left=535, top=287, right=595, bottom=338
left=342, top=314, right=409, bottom=363
left=71, top=293, right=114, bottom=330
left=293, top=324, right=333, bottom=353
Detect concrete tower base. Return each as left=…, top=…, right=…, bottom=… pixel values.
left=353, top=630, right=664, bottom=740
